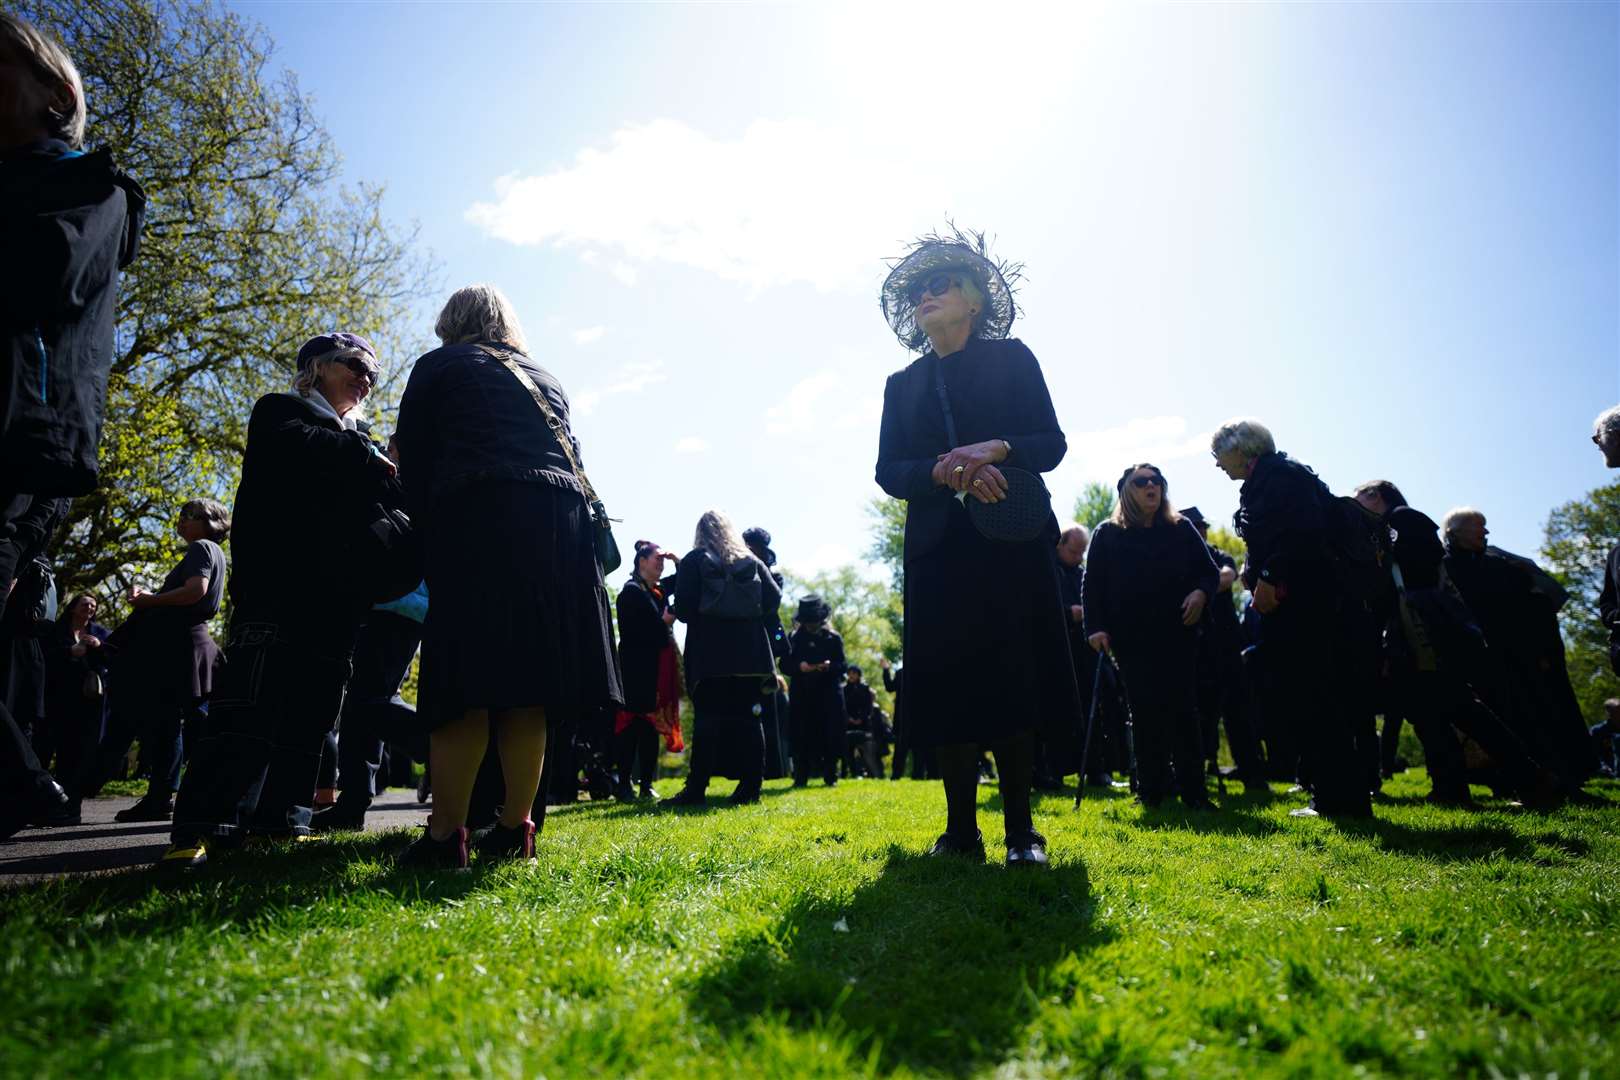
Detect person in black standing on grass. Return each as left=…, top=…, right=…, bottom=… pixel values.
left=1083, top=466, right=1219, bottom=810
left=613, top=541, right=682, bottom=802
left=743, top=526, right=792, bottom=780
left=841, top=665, right=883, bottom=778
left=881, top=656, right=932, bottom=779
left=1055, top=523, right=1124, bottom=789
left=39, top=593, right=110, bottom=818
left=874, top=227, right=1078, bottom=867
left=1213, top=418, right=1370, bottom=819
left=783, top=595, right=847, bottom=788
left=1181, top=507, right=1267, bottom=788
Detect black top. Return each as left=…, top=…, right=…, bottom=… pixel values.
left=1602, top=544, right=1620, bottom=670
left=875, top=336, right=1066, bottom=562
left=228, top=393, right=393, bottom=644
left=1204, top=547, right=1242, bottom=638
left=616, top=575, right=675, bottom=714
left=1387, top=506, right=1446, bottom=590
left=672, top=550, right=779, bottom=688
left=396, top=342, right=584, bottom=516
left=1084, top=518, right=1220, bottom=644
left=844, top=680, right=875, bottom=726
left=783, top=626, right=848, bottom=691
left=1057, top=561, right=1086, bottom=638
left=1445, top=546, right=1560, bottom=657
left=1235, top=451, right=1333, bottom=593
left=160, top=540, right=227, bottom=625
left=0, top=142, right=145, bottom=496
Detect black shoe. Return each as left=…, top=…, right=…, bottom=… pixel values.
left=612, top=784, right=636, bottom=802
left=473, top=819, right=536, bottom=861
left=156, top=838, right=209, bottom=871
left=400, top=826, right=469, bottom=870
left=1005, top=830, right=1050, bottom=868
left=728, top=785, right=761, bottom=805
left=310, top=803, right=368, bottom=833
left=928, top=830, right=986, bottom=862
left=115, top=795, right=174, bottom=823
left=638, top=786, right=658, bottom=802
left=824, top=778, right=838, bottom=788
left=664, top=786, right=707, bottom=807
left=1032, top=775, right=1065, bottom=792
left=30, top=786, right=80, bottom=827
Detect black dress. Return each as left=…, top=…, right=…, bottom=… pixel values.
left=397, top=342, right=623, bottom=729
left=874, top=335, right=1079, bottom=749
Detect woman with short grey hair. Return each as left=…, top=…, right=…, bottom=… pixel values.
left=1594, top=405, right=1620, bottom=468
left=1209, top=418, right=1276, bottom=479
left=395, top=285, right=622, bottom=867
left=0, top=12, right=86, bottom=148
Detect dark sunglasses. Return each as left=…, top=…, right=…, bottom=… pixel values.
left=1130, top=475, right=1165, bottom=489
left=339, top=355, right=380, bottom=386
left=906, top=272, right=960, bottom=306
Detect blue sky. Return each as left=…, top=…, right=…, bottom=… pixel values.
left=237, top=1, right=1618, bottom=578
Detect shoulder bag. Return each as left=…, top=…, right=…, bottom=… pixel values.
left=480, top=345, right=623, bottom=575
left=933, top=358, right=1052, bottom=543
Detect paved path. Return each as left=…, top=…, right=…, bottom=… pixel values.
left=0, top=790, right=431, bottom=887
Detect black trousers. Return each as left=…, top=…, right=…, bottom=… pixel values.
left=39, top=688, right=104, bottom=800
left=1267, top=600, right=1369, bottom=816
left=762, top=691, right=789, bottom=780
left=1195, top=645, right=1266, bottom=779
left=1114, top=641, right=1206, bottom=805
left=613, top=716, right=660, bottom=790
left=0, top=493, right=57, bottom=834
left=172, top=622, right=352, bottom=842
left=688, top=678, right=765, bottom=793
left=1399, top=669, right=1546, bottom=797
left=790, top=697, right=840, bottom=786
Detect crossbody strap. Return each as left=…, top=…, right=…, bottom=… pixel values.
left=478, top=344, right=600, bottom=506
left=932, top=354, right=961, bottom=448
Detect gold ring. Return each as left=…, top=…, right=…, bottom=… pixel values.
left=973, top=479, right=984, bottom=487
left=954, top=465, right=965, bottom=475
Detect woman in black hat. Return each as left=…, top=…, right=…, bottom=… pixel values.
left=1083, top=465, right=1220, bottom=809
left=874, top=226, right=1078, bottom=867
left=783, top=594, right=847, bottom=788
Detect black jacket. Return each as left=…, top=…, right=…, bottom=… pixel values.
left=228, top=393, right=395, bottom=647
left=396, top=342, right=584, bottom=517
left=672, top=550, right=778, bottom=689
left=1235, top=452, right=1334, bottom=596
left=875, top=337, right=1066, bottom=563
left=783, top=626, right=847, bottom=725
left=1602, top=544, right=1620, bottom=675
left=844, top=680, right=875, bottom=727
left=617, top=575, right=675, bottom=713
left=1057, top=561, right=1086, bottom=639
left=1, top=142, right=145, bottom=495
left=1084, top=519, right=1220, bottom=646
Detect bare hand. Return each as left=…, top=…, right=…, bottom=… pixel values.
left=1181, top=589, right=1208, bottom=627
left=82, top=635, right=101, bottom=649
left=935, top=441, right=1009, bottom=497
left=1069, top=604, right=1084, bottom=624
left=1088, top=631, right=1112, bottom=654
left=1253, top=580, right=1281, bottom=615
left=128, top=586, right=151, bottom=609
left=1218, top=566, right=1237, bottom=592
left=879, top=657, right=891, bottom=670
left=800, top=662, right=814, bottom=674
left=374, top=454, right=398, bottom=478
left=661, top=610, right=676, bottom=626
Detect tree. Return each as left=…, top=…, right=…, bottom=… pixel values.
left=865, top=496, right=906, bottom=591
left=20, top=0, right=435, bottom=614
left=1541, top=481, right=1620, bottom=723
left=1073, top=482, right=1115, bottom=531
left=1205, top=524, right=1247, bottom=567
left=780, top=566, right=902, bottom=715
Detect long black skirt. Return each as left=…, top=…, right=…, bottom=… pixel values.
left=901, top=500, right=1080, bottom=749
left=418, top=479, right=623, bottom=731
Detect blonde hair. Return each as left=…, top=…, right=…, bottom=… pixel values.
left=0, top=14, right=86, bottom=148
left=694, top=509, right=751, bottom=564
left=435, top=284, right=529, bottom=354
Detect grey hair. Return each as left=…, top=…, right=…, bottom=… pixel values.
left=435, top=284, right=529, bottom=353
left=1594, top=405, right=1620, bottom=446
left=694, top=509, right=752, bottom=564
left=1442, top=506, right=1484, bottom=538
left=1210, top=418, right=1276, bottom=461
left=180, top=498, right=232, bottom=543
left=290, top=359, right=369, bottom=420
left=0, top=14, right=86, bottom=148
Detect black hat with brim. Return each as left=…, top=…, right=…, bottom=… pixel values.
left=796, top=595, right=832, bottom=624
left=881, top=224, right=1021, bottom=353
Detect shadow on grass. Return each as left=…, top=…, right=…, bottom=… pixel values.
left=689, top=845, right=1114, bottom=1077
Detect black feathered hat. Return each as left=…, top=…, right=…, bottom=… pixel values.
left=795, top=594, right=832, bottom=624
left=880, top=223, right=1022, bottom=352
left=742, top=526, right=776, bottom=567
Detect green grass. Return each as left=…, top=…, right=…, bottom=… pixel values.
left=3, top=773, right=1618, bottom=1078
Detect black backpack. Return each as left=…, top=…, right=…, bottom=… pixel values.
left=16, top=555, right=57, bottom=623
left=1325, top=493, right=1392, bottom=613
left=698, top=553, right=763, bottom=619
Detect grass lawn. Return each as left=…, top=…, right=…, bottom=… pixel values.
left=2, top=772, right=1617, bottom=1078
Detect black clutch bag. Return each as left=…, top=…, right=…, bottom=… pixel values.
left=933, top=359, right=1052, bottom=544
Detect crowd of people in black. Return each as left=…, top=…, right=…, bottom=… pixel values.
left=2, top=14, right=1615, bottom=877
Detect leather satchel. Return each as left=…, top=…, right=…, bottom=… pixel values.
left=480, top=346, right=623, bottom=575
left=933, top=357, right=1052, bottom=544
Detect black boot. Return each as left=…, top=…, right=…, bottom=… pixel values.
left=115, top=793, right=174, bottom=823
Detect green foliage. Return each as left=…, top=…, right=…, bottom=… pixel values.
left=18, top=0, right=436, bottom=619
left=864, top=496, right=906, bottom=591
left=1206, top=523, right=1248, bottom=566
left=781, top=565, right=902, bottom=714
left=2, top=775, right=1617, bottom=1077
left=1073, top=481, right=1116, bottom=530
left=1542, top=480, right=1620, bottom=722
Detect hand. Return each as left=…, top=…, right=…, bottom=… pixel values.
left=82, top=635, right=101, bottom=649
left=374, top=453, right=398, bottom=478
left=662, top=551, right=678, bottom=563
left=1218, top=566, right=1237, bottom=592
left=128, top=586, right=151, bottom=609
left=819, top=661, right=833, bottom=671
left=1181, top=589, right=1208, bottom=627
left=879, top=657, right=891, bottom=670
left=776, top=674, right=789, bottom=692
left=1069, top=604, right=1084, bottom=624
left=934, top=441, right=1010, bottom=498
left=800, top=662, right=814, bottom=673
left=1088, top=631, right=1111, bottom=654
left=661, top=610, right=676, bottom=626
left=1253, top=580, right=1281, bottom=615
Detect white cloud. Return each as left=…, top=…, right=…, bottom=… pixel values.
left=572, top=360, right=667, bottom=416
left=464, top=118, right=949, bottom=293
left=674, top=436, right=709, bottom=454
left=572, top=326, right=606, bottom=346
left=1067, top=416, right=1211, bottom=475
left=765, top=370, right=841, bottom=435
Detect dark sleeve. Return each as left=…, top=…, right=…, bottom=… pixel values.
left=0, top=496, right=66, bottom=580
left=758, top=561, right=782, bottom=624
left=997, top=341, right=1067, bottom=474
left=1249, top=467, right=1328, bottom=587
left=251, top=396, right=377, bottom=480
left=671, top=554, right=701, bottom=623
left=0, top=182, right=127, bottom=323
left=395, top=355, right=441, bottom=518
left=1082, top=527, right=1111, bottom=637
left=875, top=370, right=942, bottom=500
left=174, top=541, right=214, bottom=583
left=1184, top=521, right=1220, bottom=599
left=781, top=630, right=804, bottom=674
left=1601, top=545, right=1620, bottom=634
left=882, top=667, right=897, bottom=692
left=828, top=633, right=847, bottom=680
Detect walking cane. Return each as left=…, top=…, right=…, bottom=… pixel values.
left=1103, top=651, right=1142, bottom=794
left=1074, top=654, right=1107, bottom=809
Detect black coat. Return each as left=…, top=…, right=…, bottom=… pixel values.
left=616, top=575, right=675, bottom=714
left=672, top=550, right=779, bottom=689
left=1235, top=451, right=1334, bottom=597
left=1602, top=543, right=1620, bottom=675
left=1, top=141, right=145, bottom=496
left=875, top=336, right=1067, bottom=562
left=228, top=393, right=394, bottom=648
left=784, top=626, right=847, bottom=729
left=844, top=680, right=875, bottom=727
left=1084, top=519, right=1220, bottom=648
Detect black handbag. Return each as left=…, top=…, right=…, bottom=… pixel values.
left=933, top=358, right=1053, bottom=543
left=481, top=346, right=623, bottom=575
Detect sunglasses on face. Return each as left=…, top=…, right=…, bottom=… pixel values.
left=339, top=355, right=380, bottom=386
left=1130, top=475, right=1164, bottom=489
left=906, top=273, right=961, bottom=306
